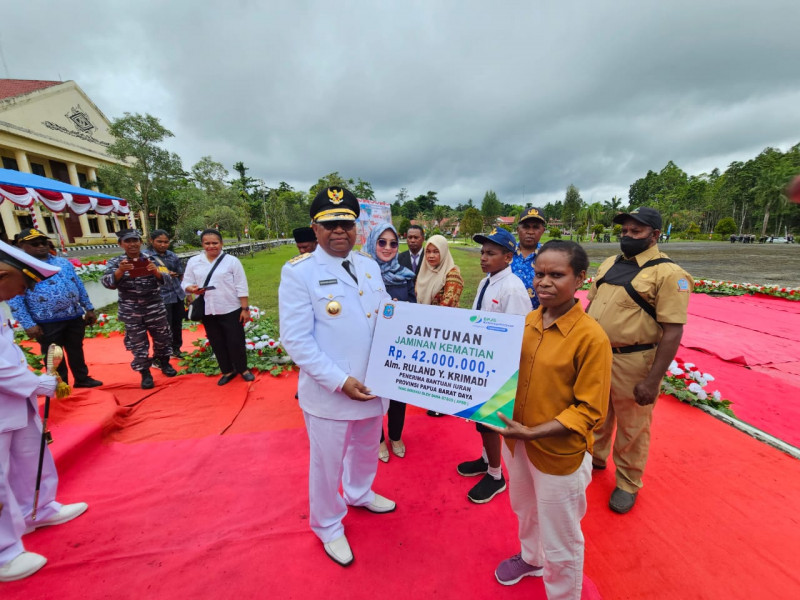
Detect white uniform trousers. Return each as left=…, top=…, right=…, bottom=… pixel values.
left=503, top=441, right=592, bottom=600
left=303, top=412, right=383, bottom=543
left=0, top=402, right=62, bottom=565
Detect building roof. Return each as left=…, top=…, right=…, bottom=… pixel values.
left=496, top=216, right=516, bottom=225
left=0, top=79, right=62, bottom=101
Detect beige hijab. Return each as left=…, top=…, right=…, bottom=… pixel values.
left=416, top=234, right=459, bottom=305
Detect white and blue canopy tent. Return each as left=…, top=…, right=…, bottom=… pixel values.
left=0, top=168, right=132, bottom=250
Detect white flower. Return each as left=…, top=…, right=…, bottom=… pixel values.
left=703, top=373, right=715, bottom=382
left=695, top=389, right=708, bottom=400
left=684, top=362, right=695, bottom=370
left=687, top=382, right=703, bottom=394
left=712, top=390, right=721, bottom=401
left=255, top=341, right=266, bottom=350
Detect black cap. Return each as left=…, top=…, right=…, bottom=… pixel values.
left=116, top=228, right=142, bottom=242
left=293, top=227, right=316, bottom=243
left=309, top=187, right=360, bottom=222
left=0, top=240, right=60, bottom=287
left=518, top=207, right=546, bottom=225
left=14, top=228, right=49, bottom=244
left=612, top=207, right=662, bottom=230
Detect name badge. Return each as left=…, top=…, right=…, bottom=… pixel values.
left=319, top=279, right=338, bottom=286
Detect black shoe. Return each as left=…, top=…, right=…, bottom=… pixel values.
left=457, top=457, right=489, bottom=477
left=427, top=410, right=444, bottom=417
left=74, top=377, right=103, bottom=388
left=140, top=369, right=154, bottom=390
left=218, top=373, right=236, bottom=386
left=241, top=371, right=255, bottom=382
left=151, top=357, right=161, bottom=369
left=161, top=363, right=178, bottom=377
left=609, top=488, right=637, bottom=514
left=172, top=348, right=184, bottom=358
left=467, top=474, right=506, bottom=504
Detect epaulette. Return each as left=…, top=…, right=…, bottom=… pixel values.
left=357, top=250, right=373, bottom=259
left=287, top=253, right=312, bottom=266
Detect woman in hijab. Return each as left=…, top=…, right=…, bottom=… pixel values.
left=364, top=223, right=416, bottom=461
left=415, top=234, right=463, bottom=308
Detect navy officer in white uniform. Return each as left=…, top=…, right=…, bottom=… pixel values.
left=0, top=240, right=88, bottom=582
left=279, top=187, right=395, bottom=567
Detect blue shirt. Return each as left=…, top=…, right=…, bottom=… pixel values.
left=510, top=243, right=541, bottom=310
left=8, top=255, right=94, bottom=329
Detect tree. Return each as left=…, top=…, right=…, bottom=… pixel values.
left=684, top=222, right=701, bottom=239
left=561, top=184, right=583, bottom=231
left=100, top=112, right=184, bottom=232
left=415, top=191, right=438, bottom=214
left=461, top=207, right=483, bottom=241
left=398, top=217, right=411, bottom=236
left=480, top=190, right=503, bottom=225
left=714, top=217, right=737, bottom=237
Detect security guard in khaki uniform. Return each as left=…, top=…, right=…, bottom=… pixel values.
left=587, top=207, right=693, bottom=514
left=279, top=187, right=394, bottom=567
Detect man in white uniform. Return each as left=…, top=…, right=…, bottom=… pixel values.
left=0, top=240, right=88, bottom=582
left=279, top=187, right=395, bottom=567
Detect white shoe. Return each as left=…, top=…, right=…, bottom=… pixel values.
left=362, top=493, right=396, bottom=514
left=323, top=534, right=354, bottom=567
left=379, top=441, right=390, bottom=462
left=26, top=502, right=88, bottom=534
left=390, top=439, right=406, bottom=458
left=0, top=552, right=47, bottom=582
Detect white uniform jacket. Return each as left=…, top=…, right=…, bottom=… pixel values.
left=0, top=315, right=43, bottom=433
left=279, top=247, right=390, bottom=420
left=472, top=266, right=532, bottom=317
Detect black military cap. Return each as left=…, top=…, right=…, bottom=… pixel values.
left=309, top=187, right=360, bottom=222
left=292, top=227, right=317, bottom=243
left=518, top=207, right=546, bottom=225
left=612, top=207, right=662, bottom=230
left=116, top=228, right=142, bottom=242
left=14, top=227, right=49, bottom=244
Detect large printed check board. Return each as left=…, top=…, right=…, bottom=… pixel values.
left=365, top=301, right=525, bottom=427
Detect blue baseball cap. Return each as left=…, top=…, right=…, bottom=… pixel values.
left=473, top=227, right=517, bottom=252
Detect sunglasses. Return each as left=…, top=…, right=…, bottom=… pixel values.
left=319, top=221, right=356, bottom=231
left=377, top=239, right=398, bottom=248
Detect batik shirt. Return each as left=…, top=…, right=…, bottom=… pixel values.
left=510, top=242, right=542, bottom=310
left=8, top=256, right=94, bottom=328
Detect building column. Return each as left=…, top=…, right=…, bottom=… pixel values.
left=67, top=162, right=91, bottom=239
left=14, top=149, right=48, bottom=233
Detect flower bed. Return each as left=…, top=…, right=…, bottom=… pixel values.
left=73, top=259, right=107, bottom=283
left=179, top=307, right=293, bottom=377
left=661, top=358, right=734, bottom=417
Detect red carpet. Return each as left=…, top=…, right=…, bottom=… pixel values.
left=6, top=296, right=800, bottom=599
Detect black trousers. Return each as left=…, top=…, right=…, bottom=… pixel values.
left=39, top=316, right=90, bottom=384
left=202, top=308, right=248, bottom=374
left=380, top=400, right=407, bottom=442
left=164, top=301, right=185, bottom=352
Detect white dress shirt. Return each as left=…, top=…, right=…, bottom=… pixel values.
left=183, top=253, right=249, bottom=315
left=472, top=266, right=532, bottom=316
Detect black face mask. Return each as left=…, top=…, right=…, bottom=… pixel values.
left=620, top=236, right=652, bottom=257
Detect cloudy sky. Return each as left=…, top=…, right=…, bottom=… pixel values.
left=3, top=0, right=800, bottom=207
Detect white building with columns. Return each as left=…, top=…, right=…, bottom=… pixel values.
left=0, top=79, right=141, bottom=244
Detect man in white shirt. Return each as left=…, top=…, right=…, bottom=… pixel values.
left=279, top=187, right=395, bottom=567
left=0, top=240, right=88, bottom=582
left=457, top=228, right=531, bottom=504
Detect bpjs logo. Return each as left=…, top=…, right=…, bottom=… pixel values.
left=469, top=315, right=498, bottom=324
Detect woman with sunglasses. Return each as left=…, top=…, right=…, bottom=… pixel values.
left=364, top=223, right=416, bottom=462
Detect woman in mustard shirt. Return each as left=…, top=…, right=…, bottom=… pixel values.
left=487, top=240, right=611, bottom=600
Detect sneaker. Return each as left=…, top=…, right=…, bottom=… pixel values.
left=140, top=369, right=154, bottom=389
left=457, top=457, right=488, bottom=477
left=495, top=553, right=543, bottom=585
left=161, top=364, right=178, bottom=377
left=73, top=377, right=103, bottom=388
left=467, top=474, right=506, bottom=504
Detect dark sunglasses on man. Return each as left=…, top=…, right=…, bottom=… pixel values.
left=319, top=221, right=356, bottom=232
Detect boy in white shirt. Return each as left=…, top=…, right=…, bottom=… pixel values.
left=457, top=228, right=531, bottom=503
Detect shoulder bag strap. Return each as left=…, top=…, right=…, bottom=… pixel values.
left=201, top=253, right=226, bottom=288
